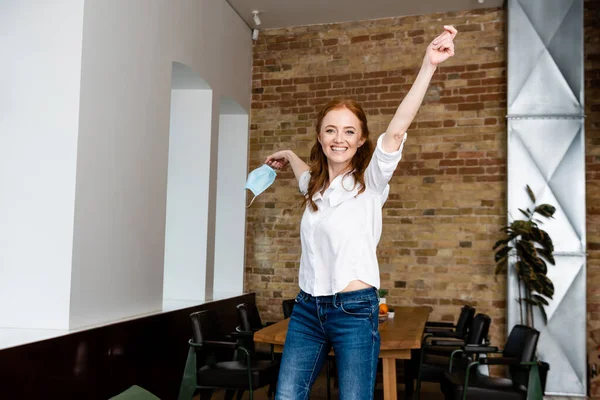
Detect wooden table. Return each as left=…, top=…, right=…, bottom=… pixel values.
left=254, top=306, right=431, bottom=400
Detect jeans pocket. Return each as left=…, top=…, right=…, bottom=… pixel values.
left=340, top=299, right=375, bottom=319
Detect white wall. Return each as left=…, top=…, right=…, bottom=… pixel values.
left=0, top=1, right=85, bottom=329
left=66, top=0, right=251, bottom=329
left=163, top=88, right=213, bottom=301
left=0, top=0, right=250, bottom=330
left=214, top=105, right=249, bottom=294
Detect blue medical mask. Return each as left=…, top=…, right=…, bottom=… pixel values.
left=244, top=164, right=277, bottom=207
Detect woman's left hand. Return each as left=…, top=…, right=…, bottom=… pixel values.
left=424, top=25, right=458, bottom=66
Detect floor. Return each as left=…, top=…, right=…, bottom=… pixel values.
left=208, top=369, right=589, bottom=399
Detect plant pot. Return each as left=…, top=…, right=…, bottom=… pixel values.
left=388, top=311, right=395, bottom=319
left=379, top=298, right=386, bottom=305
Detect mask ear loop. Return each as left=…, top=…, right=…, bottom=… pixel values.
left=246, top=195, right=258, bottom=208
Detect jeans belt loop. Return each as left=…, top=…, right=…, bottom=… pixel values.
left=332, top=293, right=338, bottom=308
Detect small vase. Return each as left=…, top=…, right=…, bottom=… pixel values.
left=379, top=298, right=386, bottom=305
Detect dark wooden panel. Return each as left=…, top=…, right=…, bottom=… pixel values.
left=0, top=293, right=256, bottom=399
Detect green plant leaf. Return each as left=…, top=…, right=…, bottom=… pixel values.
left=537, top=229, right=554, bottom=252
left=530, top=275, right=543, bottom=293
left=538, top=248, right=555, bottom=265
left=529, top=227, right=552, bottom=248
left=532, top=294, right=549, bottom=306
left=515, top=260, right=523, bottom=276
left=522, top=298, right=538, bottom=306
left=494, top=245, right=512, bottom=263
left=518, top=208, right=531, bottom=218
left=493, top=238, right=510, bottom=250
left=534, top=204, right=556, bottom=219
left=494, top=262, right=507, bottom=275
left=518, top=242, right=547, bottom=275
left=526, top=185, right=536, bottom=203
left=511, top=220, right=533, bottom=236
left=516, top=240, right=536, bottom=260
left=532, top=255, right=547, bottom=275
left=539, top=275, right=554, bottom=298
left=516, top=260, right=534, bottom=283
left=538, top=303, right=548, bottom=324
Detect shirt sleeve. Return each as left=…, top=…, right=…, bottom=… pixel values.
left=298, top=170, right=311, bottom=196
left=365, top=133, right=407, bottom=195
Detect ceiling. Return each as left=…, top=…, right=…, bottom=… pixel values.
left=226, top=0, right=505, bottom=30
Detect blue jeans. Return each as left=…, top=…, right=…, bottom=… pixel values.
left=275, top=288, right=380, bottom=400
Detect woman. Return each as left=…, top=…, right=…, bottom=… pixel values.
left=264, top=25, right=458, bottom=400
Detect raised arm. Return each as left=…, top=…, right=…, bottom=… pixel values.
left=265, top=150, right=309, bottom=183
left=382, top=25, right=458, bottom=153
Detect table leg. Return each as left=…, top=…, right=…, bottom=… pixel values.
left=382, top=358, right=398, bottom=400
left=404, top=359, right=414, bottom=400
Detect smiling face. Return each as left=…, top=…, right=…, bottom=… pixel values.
left=318, top=107, right=366, bottom=174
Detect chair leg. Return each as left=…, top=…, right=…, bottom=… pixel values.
left=224, top=389, right=235, bottom=400
left=199, top=389, right=213, bottom=400
left=235, top=390, right=244, bottom=400
left=415, top=374, right=422, bottom=398
left=415, top=348, right=424, bottom=398
left=267, top=383, right=275, bottom=398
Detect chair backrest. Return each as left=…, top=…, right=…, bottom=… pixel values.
left=455, top=305, right=476, bottom=337
left=282, top=299, right=295, bottom=319
left=189, top=310, right=225, bottom=366
left=236, top=303, right=263, bottom=331
left=465, top=313, right=491, bottom=345
left=503, top=324, right=540, bottom=388
left=190, top=310, right=222, bottom=345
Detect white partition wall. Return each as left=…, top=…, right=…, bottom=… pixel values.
left=0, top=0, right=85, bottom=329
left=69, top=0, right=251, bottom=329
left=213, top=99, right=249, bottom=295
left=1, top=0, right=251, bottom=330
left=163, top=64, right=213, bottom=302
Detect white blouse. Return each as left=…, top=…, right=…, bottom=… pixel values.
left=297, top=133, right=407, bottom=296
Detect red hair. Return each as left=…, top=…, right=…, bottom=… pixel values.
left=303, top=98, right=374, bottom=211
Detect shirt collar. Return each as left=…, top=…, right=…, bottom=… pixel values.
left=312, top=172, right=359, bottom=207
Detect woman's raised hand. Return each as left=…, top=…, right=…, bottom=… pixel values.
left=265, top=150, right=290, bottom=170
left=424, top=25, right=458, bottom=66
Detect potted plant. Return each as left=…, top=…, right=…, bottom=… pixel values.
left=378, top=289, right=388, bottom=305
left=493, top=185, right=556, bottom=327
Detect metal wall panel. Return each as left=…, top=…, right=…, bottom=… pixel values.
left=507, top=0, right=586, bottom=395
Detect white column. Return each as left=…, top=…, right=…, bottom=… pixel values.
left=0, top=0, right=84, bottom=329
left=163, top=88, right=213, bottom=301
left=213, top=101, right=249, bottom=295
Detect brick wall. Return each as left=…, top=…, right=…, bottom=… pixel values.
left=246, top=2, right=599, bottom=347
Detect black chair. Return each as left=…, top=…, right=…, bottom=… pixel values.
left=440, top=324, right=547, bottom=400
left=424, top=305, right=476, bottom=340
left=236, top=303, right=277, bottom=360
left=405, top=305, right=476, bottom=394
left=414, top=313, right=492, bottom=397
left=179, top=310, right=279, bottom=400
left=282, top=299, right=295, bottom=319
